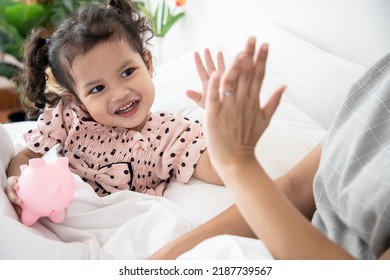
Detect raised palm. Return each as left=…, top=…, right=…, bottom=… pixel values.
left=186, top=48, right=226, bottom=109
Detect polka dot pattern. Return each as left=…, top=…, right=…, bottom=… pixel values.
left=24, top=99, right=206, bottom=197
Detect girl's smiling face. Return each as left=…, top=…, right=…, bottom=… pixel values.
left=71, top=39, right=155, bottom=131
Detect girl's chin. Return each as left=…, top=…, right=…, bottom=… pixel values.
left=111, top=113, right=149, bottom=131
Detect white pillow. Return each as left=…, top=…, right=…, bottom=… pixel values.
left=2, top=121, right=36, bottom=154
left=0, top=125, right=19, bottom=234
left=256, top=95, right=326, bottom=179
left=152, top=43, right=232, bottom=122
left=150, top=25, right=367, bottom=179
left=0, top=125, right=15, bottom=188
left=261, top=24, right=368, bottom=130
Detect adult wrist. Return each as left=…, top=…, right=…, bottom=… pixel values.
left=217, top=154, right=260, bottom=180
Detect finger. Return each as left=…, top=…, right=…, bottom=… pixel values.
left=8, top=175, right=18, bottom=184
left=12, top=181, right=19, bottom=191
left=262, top=85, right=286, bottom=125
left=206, top=71, right=222, bottom=114
left=220, top=52, right=242, bottom=93
left=204, top=48, right=217, bottom=74
left=6, top=177, right=22, bottom=205
left=186, top=90, right=203, bottom=104
left=250, top=43, right=269, bottom=100
left=7, top=188, right=22, bottom=205
left=13, top=184, right=23, bottom=205
left=244, top=36, right=257, bottom=58
left=216, top=51, right=226, bottom=73
left=235, top=38, right=257, bottom=98
left=194, top=51, right=209, bottom=81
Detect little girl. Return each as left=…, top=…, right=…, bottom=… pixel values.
left=6, top=0, right=223, bottom=204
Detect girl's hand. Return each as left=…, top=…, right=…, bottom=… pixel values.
left=5, top=176, right=23, bottom=215
left=186, top=48, right=226, bottom=109
left=205, top=37, right=286, bottom=170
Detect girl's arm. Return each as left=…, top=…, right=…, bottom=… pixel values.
left=192, top=149, right=223, bottom=185
left=222, top=152, right=353, bottom=259
left=184, top=47, right=227, bottom=185
left=7, top=147, right=42, bottom=177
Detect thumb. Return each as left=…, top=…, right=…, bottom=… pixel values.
left=186, top=90, right=203, bottom=104
left=262, top=85, right=286, bottom=125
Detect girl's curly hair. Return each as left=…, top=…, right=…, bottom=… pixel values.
left=17, top=0, right=153, bottom=119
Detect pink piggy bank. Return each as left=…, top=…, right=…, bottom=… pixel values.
left=17, top=157, right=74, bottom=226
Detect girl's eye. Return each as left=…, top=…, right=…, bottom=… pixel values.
left=90, top=85, right=105, bottom=94
left=122, top=68, right=135, bottom=78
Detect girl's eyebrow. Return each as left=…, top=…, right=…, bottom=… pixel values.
left=82, top=59, right=135, bottom=89
left=118, top=59, right=135, bottom=71
left=83, top=79, right=103, bottom=90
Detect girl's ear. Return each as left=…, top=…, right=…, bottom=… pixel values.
left=144, top=50, right=153, bottom=77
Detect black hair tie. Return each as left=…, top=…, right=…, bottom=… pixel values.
left=37, top=38, right=50, bottom=48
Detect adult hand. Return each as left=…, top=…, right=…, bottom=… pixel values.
left=205, top=37, right=286, bottom=171
left=186, top=48, right=226, bottom=109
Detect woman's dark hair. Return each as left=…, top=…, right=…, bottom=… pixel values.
left=17, top=0, right=153, bottom=119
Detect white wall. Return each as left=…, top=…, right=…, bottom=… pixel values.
left=151, top=0, right=390, bottom=67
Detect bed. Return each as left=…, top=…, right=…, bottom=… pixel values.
left=1, top=0, right=389, bottom=259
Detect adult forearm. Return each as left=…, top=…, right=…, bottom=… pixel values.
left=222, top=159, right=353, bottom=259
left=275, top=144, right=321, bottom=220
left=148, top=204, right=255, bottom=259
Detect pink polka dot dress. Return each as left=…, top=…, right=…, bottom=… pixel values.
left=24, top=99, right=206, bottom=197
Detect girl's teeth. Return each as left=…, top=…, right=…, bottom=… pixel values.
left=116, top=101, right=136, bottom=113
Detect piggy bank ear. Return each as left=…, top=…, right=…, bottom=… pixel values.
left=20, top=164, right=28, bottom=173
left=57, top=157, right=69, bottom=167
left=28, top=158, right=45, bottom=168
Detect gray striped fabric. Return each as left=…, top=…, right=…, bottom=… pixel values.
left=312, top=52, right=390, bottom=259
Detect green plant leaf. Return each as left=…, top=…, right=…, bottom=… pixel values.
left=152, top=4, right=160, bottom=36
left=159, top=12, right=184, bottom=37
left=134, top=2, right=153, bottom=19
left=5, top=4, right=50, bottom=37
left=133, top=2, right=146, bottom=11
left=0, top=0, right=103, bottom=63
left=161, top=0, right=166, bottom=27
left=0, top=0, right=17, bottom=15
left=0, top=17, right=24, bottom=59
left=61, top=0, right=76, bottom=12
left=0, top=62, right=21, bottom=80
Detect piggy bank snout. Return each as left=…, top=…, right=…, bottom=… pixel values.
left=45, top=182, right=61, bottom=199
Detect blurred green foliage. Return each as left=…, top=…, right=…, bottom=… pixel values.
left=0, top=0, right=101, bottom=79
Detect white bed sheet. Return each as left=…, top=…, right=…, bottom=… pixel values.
left=0, top=123, right=234, bottom=259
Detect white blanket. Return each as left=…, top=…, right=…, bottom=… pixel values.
left=0, top=128, right=235, bottom=259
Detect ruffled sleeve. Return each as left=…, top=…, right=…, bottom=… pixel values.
left=24, top=99, right=73, bottom=155
left=153, top=113, right=206, bottom=184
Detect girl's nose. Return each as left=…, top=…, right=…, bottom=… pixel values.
left=110, top=86, right=131, bottom=102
